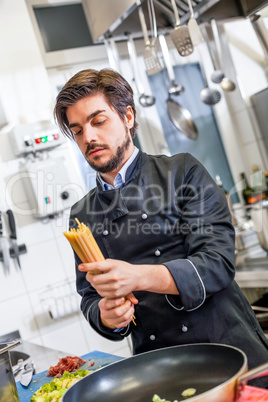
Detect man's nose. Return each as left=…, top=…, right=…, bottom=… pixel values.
left=83, top=124, right=97, bottom=143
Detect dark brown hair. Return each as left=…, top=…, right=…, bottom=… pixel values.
left=54, top=68, right=138, bottom=139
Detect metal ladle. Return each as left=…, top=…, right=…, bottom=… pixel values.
left=198, top=46, right=222, bottom=106
left=158, top=34, right=184, bottom=96
left=200, top=25, right=225, bottom=84
left=127, top=34, right=155, bottom=107
left=211, top=19, right=236, bottom=92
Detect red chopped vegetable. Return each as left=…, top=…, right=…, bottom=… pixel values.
left=47, top=356, right=87, bottom=377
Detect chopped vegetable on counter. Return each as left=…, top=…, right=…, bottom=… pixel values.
left=31, top=369, right=90, bottom=401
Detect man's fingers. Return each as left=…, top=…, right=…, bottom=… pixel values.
left=78, top=262, right=106, bottom=274
left=126, top=292, right=139, bottom=304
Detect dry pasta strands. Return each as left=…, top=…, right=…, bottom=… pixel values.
left=63, top=218, right=136, bottom=326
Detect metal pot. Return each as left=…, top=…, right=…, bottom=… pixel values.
left=0, top=341, right=20, bottom=402
left=62, top=343, right=268, bottom=402
left=251, top=201, right=268, bottom=252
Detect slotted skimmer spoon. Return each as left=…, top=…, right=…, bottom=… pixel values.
left=138, top=3, right=162, bottom=75
left=187, top=0, right=204, bottom=46
left=147, top=0, right=163, bottom=74
left=170, top=0, right=193, bottom=57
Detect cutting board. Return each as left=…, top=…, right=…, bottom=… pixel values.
left=16, top=350, right=124, bottom=402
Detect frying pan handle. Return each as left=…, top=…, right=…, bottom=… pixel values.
left=238, top=362, right=268, bottom=387
left=236, top=362, right=268, bottom=399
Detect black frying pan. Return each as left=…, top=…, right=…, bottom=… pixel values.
left=62, top=343, right=252, bottom=402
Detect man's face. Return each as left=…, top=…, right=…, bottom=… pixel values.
left=66, top=94, right=135, bottom=176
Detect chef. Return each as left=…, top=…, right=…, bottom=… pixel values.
left=54, top=68, right=268, bottom=387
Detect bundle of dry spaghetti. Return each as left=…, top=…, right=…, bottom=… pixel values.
left=63, top=218, right=104, bottom=266
left=63, top=218, right=136, bottom=325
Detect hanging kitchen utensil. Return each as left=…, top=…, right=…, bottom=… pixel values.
left=147, top=0, right=163, bottom=73
left=159, top=34, right=198, bottom=140
left=127, top=34, right=155, bottom=107
left=198, top=46, right=222, bottom=106
left=0, top=210, right=10, bottom=275
left=104, top=37, right=121, bottom=73
left=186, top=0, right=204, bottom=46
left=138, top=2, right=162, bottom=76
left=170, top=0, right=193, bottom=57
left=201, top=25, right=225, bottom=84
left=166, top=97, right=198, bottom=140
left=158, top=34, right=184, bottom=96
left=211, top=19, right=236, bottom=92
left=7, top=209, right=27, bottom=270
left=7, top=209, right=21, bottom=269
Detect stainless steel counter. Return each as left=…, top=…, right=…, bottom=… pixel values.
left=235, top=243, right=268, bottom=288
left=15, top=341, right=70, bottom=374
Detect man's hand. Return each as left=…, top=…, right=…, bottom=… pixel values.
left=78, top=258, right=178, bottom=300
left=78, top=259, right=140, bottom=300
left=98, top=296, right=135, bottom=329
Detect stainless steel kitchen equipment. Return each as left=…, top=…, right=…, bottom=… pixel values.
left=158, top=34, right=184, bottom=96
left=170, top=0, right=193, bottom=56
left=127, top=34, right=156, bottom=107
left=20, top=362, right=35, bottom=387
left=0, top=211, right=10, bottom=275
left=187, top=0, right=204, bottom=46
left=138, top=0, right=162, bottom=75
left=9, top=120, right=65, bottom=157
left=0, top=341, right=21, bottom=402
left=200, top=24, right=225, bottom=84
left=21, top=157, right=79, bottom=219
left=9, top=121, right=80, bottom=220
left=210, top=19, right=236, bottom=92
left=81, top=0, right=268, bottom=44
left=104, top=38, right=121, bottom=72
left=62, top=344, right=268, bottom=402
left=251, top=201, right=268, bottom=253
left=198, top=46, right=222, bottom=105
left=159, top=34, right=198, bottom=140
left=6, top=209, right=23, bottom=270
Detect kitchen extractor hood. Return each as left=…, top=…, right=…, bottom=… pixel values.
left=82, top=0, right=268, bottom=42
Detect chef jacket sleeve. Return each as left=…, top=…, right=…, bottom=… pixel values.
left=163, top=153, right=236, bottom=312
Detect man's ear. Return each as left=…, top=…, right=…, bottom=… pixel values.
left=125, top=106, right=134, bottom=129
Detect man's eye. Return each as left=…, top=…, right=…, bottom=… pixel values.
left=72, top=129, right=82, bottom=136
left=93, top=119, right=105, bottom=126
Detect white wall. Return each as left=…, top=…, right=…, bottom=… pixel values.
left=0, top=0, right=267, bottom=360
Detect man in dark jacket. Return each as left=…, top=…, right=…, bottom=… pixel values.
left=54, top=68, right=268, bottom=385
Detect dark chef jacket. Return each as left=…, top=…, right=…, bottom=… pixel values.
left=70, top=151, right=268, bottom=373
